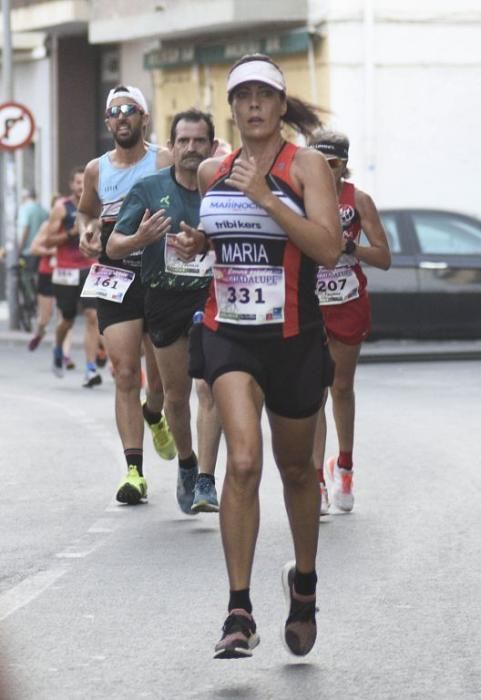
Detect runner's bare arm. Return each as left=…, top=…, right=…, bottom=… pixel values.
left=77, top=159, right=103, bottom=257
left=30, top=221, right=56, bottom=257
left=174, top=158, right=220, bottom=259
left=43, top=201, right=69, bottom=247
left=353, top=189, right=391, bottom=270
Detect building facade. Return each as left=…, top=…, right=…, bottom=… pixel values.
left=2, top=1, right=481, bottom=216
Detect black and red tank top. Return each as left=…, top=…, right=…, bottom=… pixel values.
left=315, top=180, right=367, bottom=305
left=339, top=181, right=361, bottom=243
left=199, top=142, right=323, bottom=339
left=56, top=197, right=95, bottom=270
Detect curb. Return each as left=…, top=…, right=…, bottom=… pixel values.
left=359, top=349, right=481, bottom=364
left=2, top=325, right=481, bottom=363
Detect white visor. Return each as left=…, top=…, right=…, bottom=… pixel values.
left=106, top=86, right=148, bottom=114
left=227, top=60, right=286, bottom=95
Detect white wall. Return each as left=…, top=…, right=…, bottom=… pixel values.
left=309, top=0, right=481, bottom=218
left=118, top=39, right=159, bottom=141
left=119, top=40, right=153, bottom=100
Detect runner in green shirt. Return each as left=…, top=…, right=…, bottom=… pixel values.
left=114, top=165, right=209, bottom=290
left=107, top=109, right=221, bottom=515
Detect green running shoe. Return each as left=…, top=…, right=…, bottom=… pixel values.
left=116, top=466, right=147, bottom=505
left=147, top=412, right=177, bottom=461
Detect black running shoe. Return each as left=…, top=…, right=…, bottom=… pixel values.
left=83, top=369, right=102, bottom=388
left=282, top=562, right=317, bottom=656
left=96, top=349, right=108, bottom=368
left=214, top=609, right=260, bottom=659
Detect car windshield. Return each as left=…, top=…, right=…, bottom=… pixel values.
left=414, top=212, right=481, bottom=255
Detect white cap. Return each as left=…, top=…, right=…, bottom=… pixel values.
left=227, top=60, right=286, bottom=95
left=106, top=86, right=149, bottom=114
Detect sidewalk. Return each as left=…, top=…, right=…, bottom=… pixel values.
left=1, top=300, right=481, bottom=362
left=0, top=300, right=86, bottom=350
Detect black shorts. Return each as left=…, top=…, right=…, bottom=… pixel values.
left=189, top=325, right=335, bottom=419
left=53, top=268, right=96, bottom=320
left=97, top=274, right=146, bottom=334
left=145, top=286, right=209, bottom=348
left=37, top=272, right=53, bottom=297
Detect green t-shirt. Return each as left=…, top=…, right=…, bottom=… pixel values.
left=17, top=200, right=48, bottom=255
left=114, top=166, right=209, bottom=289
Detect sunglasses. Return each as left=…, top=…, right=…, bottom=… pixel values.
left=327, top=157, right=346, bottom=169
left=106, top=104, right=143, bottom=118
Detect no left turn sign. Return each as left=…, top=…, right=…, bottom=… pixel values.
left=0, top=101, right=36, bottom=151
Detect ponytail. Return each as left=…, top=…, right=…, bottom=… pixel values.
left=283, top=96, right=324, bottom=136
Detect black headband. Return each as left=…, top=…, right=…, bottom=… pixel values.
left=311, top=141, right=349, bottom=160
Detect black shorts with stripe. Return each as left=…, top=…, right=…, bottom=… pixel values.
left=189, top=324, right=334, bottom=419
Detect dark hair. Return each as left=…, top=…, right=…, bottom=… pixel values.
left=69, top=166, right=85, bottom=181
left=170, top=109, right=215, bottom=144
left=227, top=53, right=324, bottom=136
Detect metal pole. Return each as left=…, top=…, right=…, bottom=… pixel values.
left=2, top=0, right=19, bottom=329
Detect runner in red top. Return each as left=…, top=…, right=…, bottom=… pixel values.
left=175, top=53, right=342, bottom=660
left=308, top=129, right=391, bottom=514
left=27, top=194, right=73, bottom=363
left=44, top=167, right=100, bottom=386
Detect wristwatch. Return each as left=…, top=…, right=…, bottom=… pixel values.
left=343, top=239, right=357, bottom=255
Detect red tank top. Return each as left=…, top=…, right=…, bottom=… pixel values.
left=38, top=255, right=53, bottom=275
left=56, top=197, right=96, bottom=269
left=339, top=181, right=362, bottom=243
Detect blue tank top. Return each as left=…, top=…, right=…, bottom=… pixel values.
left=98, top=144, right=158, bottom=221
left=98, top=144, right=158, bottom=268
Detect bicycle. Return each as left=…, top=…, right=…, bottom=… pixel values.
left=10, top=257, right=38, bottom=332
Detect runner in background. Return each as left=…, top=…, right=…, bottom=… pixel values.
left=44, top=168, right=101, bottom=387
left=78, top=85, right=175, bottom=506
left=308, top=129, right=391, bottom=514
left=28, top=193, right=74, bottom=366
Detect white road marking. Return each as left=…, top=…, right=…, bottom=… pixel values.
left=0, top=566, right=69, bottom=621
left=1, top=393, right=123, bottom=617
left=88, top=518, right=117, bottom=533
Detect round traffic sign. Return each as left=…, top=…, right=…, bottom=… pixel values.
left=0, top=101, right=36, bottom=151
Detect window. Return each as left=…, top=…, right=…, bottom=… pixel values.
left=413, top=213, right=481, bottom=255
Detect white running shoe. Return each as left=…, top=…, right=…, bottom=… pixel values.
left=319, top=483, right=330, bottom=517
left=326, top=457, right=354, bottom=512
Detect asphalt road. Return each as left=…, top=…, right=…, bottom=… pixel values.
left=1, top=341, right=480, bottom=699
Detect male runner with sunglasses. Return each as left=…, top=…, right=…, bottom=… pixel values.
left=78, top=85, right=176, bottom=505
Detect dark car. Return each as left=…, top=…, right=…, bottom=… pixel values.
left=362, top=208, right=481, bottom=339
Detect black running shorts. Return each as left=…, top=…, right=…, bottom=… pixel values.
left=145, top=286, right=209, bottom=348
left=53, top=268, right=96, bottom=320
left=189, top=325, right=334, bottom=419
left=96, top=274, right=146, bottom=334
left=37, top=272, right=53, bottom=297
